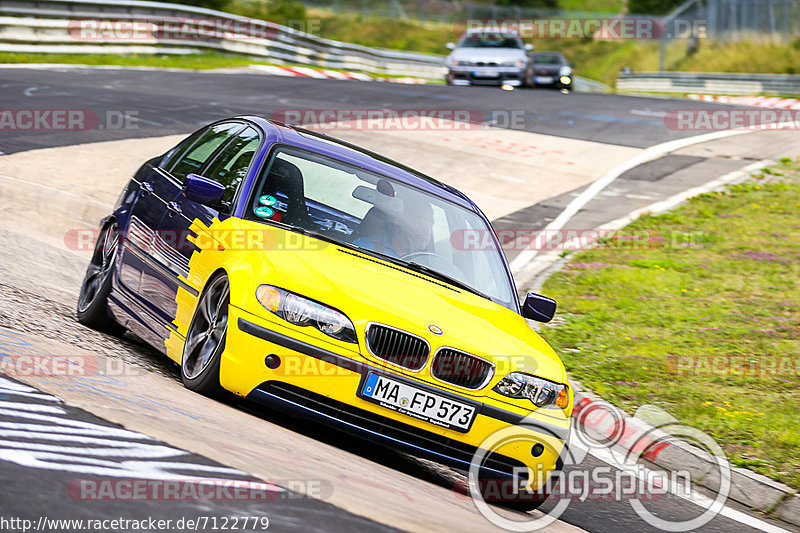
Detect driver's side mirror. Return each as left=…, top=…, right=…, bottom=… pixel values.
left=184, top=173, right=226, bottom=205
left=525, top=43, right=534, bottom=51
left=521, top=292, right=557, bottom=322
left=446, top=42, right=456, bottom=50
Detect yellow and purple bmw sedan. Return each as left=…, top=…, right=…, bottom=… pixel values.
left=78, top=116, right=571, bottom=509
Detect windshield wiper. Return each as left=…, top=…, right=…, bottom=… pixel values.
left=404, top=261, right=489, bottom=299
left=288, top=225, right=343, bottom=246
left=341, top=246, right=488, bottom=298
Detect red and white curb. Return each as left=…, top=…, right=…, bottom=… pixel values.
left=571, top=386, right=800, bottom=529
left=689, top=93, right=800, bottom=110
left=249, top=65, right=427, bottom=84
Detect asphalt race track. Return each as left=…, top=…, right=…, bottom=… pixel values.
left=0, top=66, right=746, bottom=154
left=1, top=66, right=798, bottom=533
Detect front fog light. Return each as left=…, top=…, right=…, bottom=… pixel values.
left=560, top=76, right=572, bottom=85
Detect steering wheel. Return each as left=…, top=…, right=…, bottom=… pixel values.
left=400, top=251, right=466, bottom=280
left=401, top=251, right=447, bottom=263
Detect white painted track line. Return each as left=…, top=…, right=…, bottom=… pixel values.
left=509, top=124, right=795, bottom=274
left=581, top=441, right=794, bottom=533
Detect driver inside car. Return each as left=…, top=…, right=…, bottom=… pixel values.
left=354, top=200, right=434, bottom=259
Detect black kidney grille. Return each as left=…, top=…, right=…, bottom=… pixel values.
left=366, top=325, right=429, bottom=370
left=432, top=349, right=493, bottom=389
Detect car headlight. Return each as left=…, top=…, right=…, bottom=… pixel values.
left=559, top=65, right=572, bottom=76
left=502, top=60, right=526, bottom=68
left=256, top=285, right=357, bottom=343
left=449, top=59, right=471, bottom=67
left=493, top=373, right=569, bottom=409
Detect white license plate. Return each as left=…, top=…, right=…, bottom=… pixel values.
left=535, top=76, right=554, bottom=84
left=360, top=372, right=476, bottom=432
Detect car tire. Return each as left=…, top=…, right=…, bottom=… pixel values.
left=181, top=272, right=230, bottom=396
left=77, top=221, right=124, bottom=335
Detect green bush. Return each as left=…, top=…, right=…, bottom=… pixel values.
left=627, top=0, right=684, bottom=15
left=496, top=0, right=558, bottom=7
left=166, top=0, right=230, bottom=12
left=227, top=0, right=307, bottom=26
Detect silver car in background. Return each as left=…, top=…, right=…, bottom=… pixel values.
left=445, top=31, right=533, bottom=87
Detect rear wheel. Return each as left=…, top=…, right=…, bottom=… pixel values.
left=77, top=222, right=123, bottom=334
left=181, top=273, right=230, bottom=396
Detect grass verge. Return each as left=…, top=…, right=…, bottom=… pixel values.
left=0, top=52, right=433, bottom=80
left=540, top=158, right=800, bottom=489
left=0, top=52, right=256, bottom=70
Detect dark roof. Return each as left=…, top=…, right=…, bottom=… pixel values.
left=240, top=116, right=478, bottom=211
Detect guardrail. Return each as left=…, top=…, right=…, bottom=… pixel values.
left=617, top=72, right=800, bottom=96
left=0, top=0, right=447, bottom=78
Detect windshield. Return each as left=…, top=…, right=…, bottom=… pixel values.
left=246, top=146, right=516, bottom=310
left=533, top=54, right=565, bottom=65
left=458, top=33, right=524, bottom=49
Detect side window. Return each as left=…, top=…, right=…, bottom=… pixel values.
left=168, top=122, right=243, bottom=184
left=204, top=127, right=261, bottom=209
left=159, top=129, right=204, bottom=171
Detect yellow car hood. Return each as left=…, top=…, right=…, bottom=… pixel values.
left=230, top=219, right=566, bottom=384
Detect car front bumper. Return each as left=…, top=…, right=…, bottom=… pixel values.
left=447, top=67, right=526, bottom=87
left=533, top=73, right=573, bottom=88
left=220, top=306, right=569, bottom=487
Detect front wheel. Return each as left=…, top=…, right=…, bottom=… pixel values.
left=77, top=222, right=123, bottom=334
left=181, top=273, right=230, bottom=396
left=475, top=456, right=563, bottom=512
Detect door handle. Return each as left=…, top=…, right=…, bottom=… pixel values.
left=167, top=201, right=182, bottom=215
left=140, top=182, right=154, bottom=194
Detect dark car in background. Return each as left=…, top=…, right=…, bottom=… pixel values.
left=530, top=52, right=574, bottom=90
